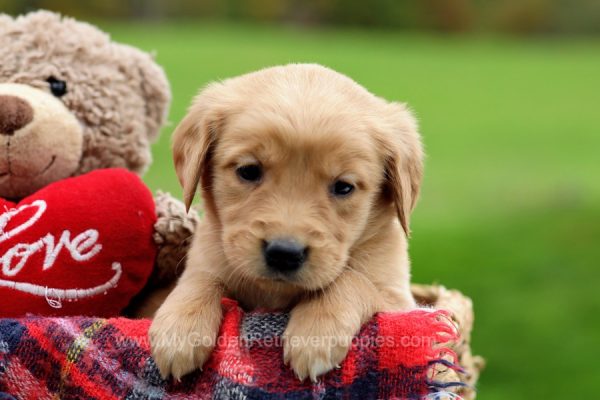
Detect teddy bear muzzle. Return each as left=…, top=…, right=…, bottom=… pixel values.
left=0, top=83, right=83, bottom=199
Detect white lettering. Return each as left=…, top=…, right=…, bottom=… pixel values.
left=0, top=200, right=120, bottom=305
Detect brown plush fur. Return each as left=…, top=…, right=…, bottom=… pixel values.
left=150, top=64, right=424, bottom=381
left=0, top=11, right=170, bottom=198
left=0, top=11, right=198, bottom=315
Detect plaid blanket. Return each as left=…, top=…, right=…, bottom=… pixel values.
left=0, top=299, right=466, bottom=399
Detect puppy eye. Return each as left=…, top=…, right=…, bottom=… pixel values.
left=331, top=180, right=355, bottom=197
left=47, top=77, right=67, bottom=97
left=236, top=164, right=262, bottom=183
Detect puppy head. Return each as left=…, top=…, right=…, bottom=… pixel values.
left=173, top=64, right=422, bottom=290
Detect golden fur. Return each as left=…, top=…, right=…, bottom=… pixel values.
left=149, top=64, right=423, bottom=381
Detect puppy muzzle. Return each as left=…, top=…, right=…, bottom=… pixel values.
left=262, top=238, right=308, bottom=274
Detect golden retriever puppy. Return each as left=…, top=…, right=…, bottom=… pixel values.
left=149, top=63, right=423, bottom=382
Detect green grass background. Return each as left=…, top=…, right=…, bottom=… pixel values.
left=101, top=22, right=599, bottom=399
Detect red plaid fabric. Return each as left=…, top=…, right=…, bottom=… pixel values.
left=0, top=299, right=465, bottom=399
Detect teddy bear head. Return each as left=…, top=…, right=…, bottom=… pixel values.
left=0, top=11, right=170, bottom=199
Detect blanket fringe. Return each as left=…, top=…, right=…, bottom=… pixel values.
left=422, top=309, right=473, bottom=399
left=422, top=391, right=465, bottom=400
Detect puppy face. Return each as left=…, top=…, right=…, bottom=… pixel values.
left=211, top=110, right=384, bottom=290
left=173, top=64, right=422, bottom=291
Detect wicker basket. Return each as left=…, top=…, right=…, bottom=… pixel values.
left=412, top=284, right=485, bottom=399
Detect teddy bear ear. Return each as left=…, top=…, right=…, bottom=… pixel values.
left=133, top=51, right=172, bottom=142
left=0, top=14, right=14, bottom=30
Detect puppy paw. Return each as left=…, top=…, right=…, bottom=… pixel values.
left=283, top=313, right=354, bottom=382
left=149, top=308, right=220, bottom=380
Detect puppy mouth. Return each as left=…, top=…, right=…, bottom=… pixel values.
left=257, top=268, right=306, bottom=287
left=262, top=270, right=297, bottom=283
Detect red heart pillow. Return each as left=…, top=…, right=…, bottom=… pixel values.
left=0, top=168, right=157, bottom=317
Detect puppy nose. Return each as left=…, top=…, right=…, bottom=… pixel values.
left=0, top=95, right=34, bottom=135
left=263, top=239, right=308, bottom=273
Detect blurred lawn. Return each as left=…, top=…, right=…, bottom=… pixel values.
left=102, top=21, right=599, bottom=399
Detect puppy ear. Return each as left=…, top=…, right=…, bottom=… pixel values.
left=172, top=86, right=224, bottom=211
left=380, top=103, right=424, bottom=237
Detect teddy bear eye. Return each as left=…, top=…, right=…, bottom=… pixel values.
left=47, top=77, right=68, bottom=97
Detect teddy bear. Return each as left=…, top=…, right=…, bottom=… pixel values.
left=0, top=11, right=197, bottom=318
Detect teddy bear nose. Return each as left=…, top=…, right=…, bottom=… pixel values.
left=0, top=95, right=34, bottom=135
